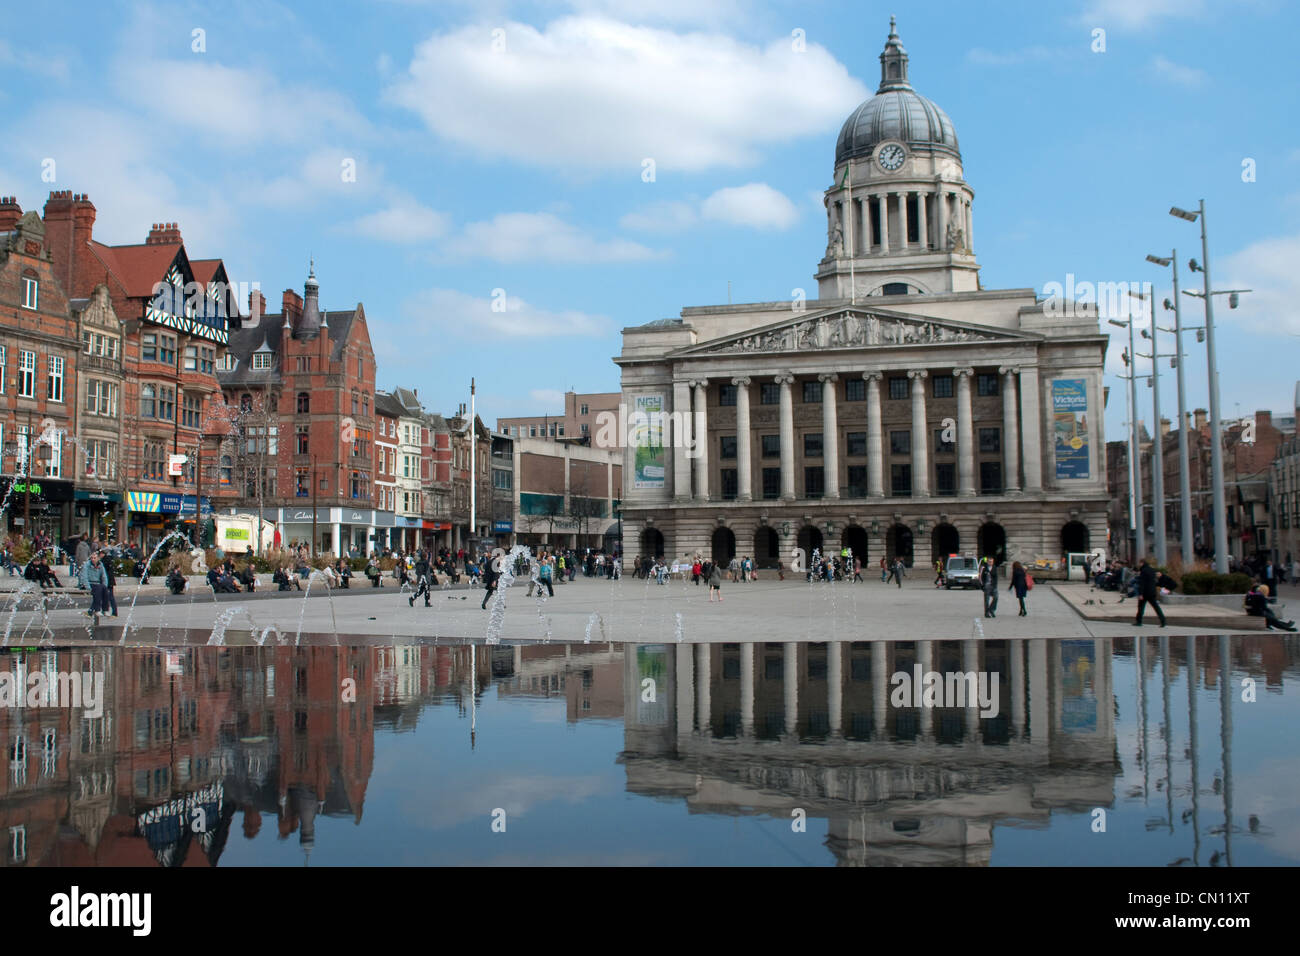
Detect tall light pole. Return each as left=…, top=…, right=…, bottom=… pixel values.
left=469, top=378, right=477, bottom=555
left=1148, top=251, right=1195, bottom=567
left=1132, top=286, right=1166, bottom=565
left=1108, top=316, right=1145, bottom=561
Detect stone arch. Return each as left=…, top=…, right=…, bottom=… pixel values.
left=931, top=522, right=960, bottom=560
left=712, top=526, right=736, bottom=565
left=797, top=525, right=824, bottom=559
left=640, top=527, right=664, bottom=560
left=1061, top=520, right=1090, bottom=554
left=841, top=525, right=869, bottom=564
left=753, top=526, right=779, bottom=568
left=978, top=522, right=1007, bottom=566
left=886, top=523, right=914, bottom=566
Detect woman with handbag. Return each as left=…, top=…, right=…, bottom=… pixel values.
left=1009, top=561, right=1031, bottom=616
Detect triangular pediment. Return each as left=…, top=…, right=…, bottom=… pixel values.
left=669, top=306, right=1039, bottom=358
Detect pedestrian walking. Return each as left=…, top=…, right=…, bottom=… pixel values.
left=84, top=552, right=109, bottom=621
left=1134, top=558, right=1167, bottom=627
left=409, top=553, right=432, bottom=607
left=934, top=558, right=944, bottom=588
left=537, top=554, right=555, bottom=597
left=1009, top=561, right=1029, bottom=616
left=981, top=557, right=999, bottom=618
left=707, top=560, right=723, bottom=602
left=103, top=556, right=118, bottom=617
left=879, top=556, right=888, bottom=582
left=892, top=557, right=905, bottom=588
left=481, top=560, right=498, bottom=609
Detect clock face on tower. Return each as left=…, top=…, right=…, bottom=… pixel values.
left=876, top=143, right=906, bottom=172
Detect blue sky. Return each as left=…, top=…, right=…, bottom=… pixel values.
left=2, top=0, right=1297, bottom=441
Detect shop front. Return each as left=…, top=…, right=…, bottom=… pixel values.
left=1, top=476, right=75, bottom=540
left=125, top=490, right=212, bottom=553
left=72, top=489, right=124, bottom=540
left=422, top=519, right=450, bottom=552
left=492, top=519, right=514, bottom=549
left=371, top=510, right=396, bottom=554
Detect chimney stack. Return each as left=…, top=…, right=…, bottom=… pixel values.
left=146, top=221, right=183, bottom=245
left=248, top=289, right=267, bottom=322
left=282, top=289, right=303, bottom=326
left=1255, top=410, right=1271, bottom=428
left=1159, top=417, right=1171, bottom=438
left=0, top=196, right=21, bottom=233
left=1194, top=408, right=1208, bottom=431
left=42, top=191, right=96, bottom=298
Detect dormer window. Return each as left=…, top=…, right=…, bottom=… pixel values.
left=251, top=351, right=272, bottom=370
left=21, top=276, right=37, bottom=310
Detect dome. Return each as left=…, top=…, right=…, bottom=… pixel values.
left=834, top=19, right=960, bottom=167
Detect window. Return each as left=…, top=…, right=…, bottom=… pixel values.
left=350, top=471, right=365, bottom=499
left=761, top=468, right=781, bottom=499
left=804, top=433, right=823, bottom=458
left=718, top=384, right=737, bottom=406
left=882, top=281, right=909, bottom=295
left=18, top=350, right=35, bottom=397
left=16, top=425, right=30, bottom=471
left=977, top=373, right=999, bottom=396
left=352, top=394, right=359, bottom=416
left=935, top=462, right=956, bottom=495
left=891, top=463, right=912, bottom=496
left=493, top=469, right=512, bottom=490
left=720, top=469, right=738, bottom=499
left=720, top=435, right=737, bottom=459
left=319, top=475, right=328, bottom=491
left=219, top=455, right=232, bottom=485
left=182, top=393, right=201, bottom=428
left=157, top=386, right=175, bottom=420
left=86, top=380, right=118, bottom=417
left=846, top=432, right=867, bottom=457
left=296, top=356, right=312, bottom=372
left=844, top=379, right=865, bottom=401
left=184, top=345, right=197, bottom=370
left=759, top=383, right=780, bottom=405
left=142, top=334, right=156, bottom=361
left=980, top=461, right=1003, bottom=494
left=47, top=356, right=64, bottom=402
left=890, top=430, right=911, bottom=455
left=0, top=346, right=5, bottom=393
left=932, top=375, right=953, bottom=399
left=22, top=276, right=38, bottom=310
left=251, top=351, right=272, bottom=370
left=293, top=468, right=309, bottom=496
left=761, top=434, right=780, bottom=458
left=934, top=428, right=955, bottom=453
left=296, top=392, right=310, bottom=414
left=140, top=384, right=156, bottom=418
left=143, top=442, right=166, bottom=480
left=979, top=427, right=1001, bottom=454
left=159, top=335, right=176, bottom=365
left=847, top=465, right=867, bottom=497
left=580, top=403, right=588, bottom=415
left=46, top=431, right=62, bottom=478
left=85, top=440, right=115, bottom=479
left=296, top=427, right=309, bottom=455
left=888, top=376, right=908, bottom=400
left=804, top=466, right=824, bottom=498
left=803, top=381, right=822, bottom=403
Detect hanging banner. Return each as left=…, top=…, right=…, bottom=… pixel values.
left=1052, top=379, right=1090, bottom=479
left=632, top=393, right=665, bottom=489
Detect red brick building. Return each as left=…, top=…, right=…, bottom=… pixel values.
left=0, top=201, right=81, bottom=539
left=40, top=192, right=239, bottom=550
left=220, top=266, right=378, bottom=555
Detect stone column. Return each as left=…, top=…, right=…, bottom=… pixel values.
left=918, top=190, right=929, bottom=250
left=777, top=373, right=796, bottom=500
left=899, top=191, right=910, bottom=249
left=963, top=639, right=980, bottom=737
left=740, top=641, right=755, bottom=736
left=965, top=199, right=973, bottom=252
left=1009, top=639, right=1025, bottom=738
left=1000, top=366, right=1021, bottom=493
left=673, top=380, right=693, bottom=501
left=676, top=644, right=694, bottom=738
left=1027, top=638, right=1048, bottom=750
left=917, top=640, right=934, bottom=737
left=819, top=373, right=839, bottom=499
left=696, top=643, right=711, bottom=736
left=864, top=372, right=884, bottom=497
left=936, top=187, right=947, bottom=249
left=331, top=522, right=342, bottom=556
left=878, top=193, right=890, bottom=254
left=692, top=379, right=710, bottom=501
left=955, top=367, right=976, bottom=496
left=1020, top=366, right=1043, bottom=492
left=909, top=369, right=929, bottom=497
left=872, top=642, right=888, bottom=739
left=783, top=642, right=799, bottom=737
left=827, top=641, right=843, bottom=736
left=732, top=376, right=753, bottom=501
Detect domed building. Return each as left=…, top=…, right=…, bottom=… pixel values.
left=615, top=21, right=1109, bottom=577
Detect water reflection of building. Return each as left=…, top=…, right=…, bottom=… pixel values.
left=495, top=643, right=624, bottom=722
left=621, top=639, right=1119, bottom=865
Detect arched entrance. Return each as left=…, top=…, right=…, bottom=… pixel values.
left=886, top=524, right=914, bottom=566
left=640, top=527, right=664, bottom=559
left=712, top=527, right=736, bottom=565
left=841, top=525, right=869, bottom=564
left=753, top=526, right=779, bottom=568
left=978, top=522, right=1007, bottom=565
left=931, top=522, right=960, bottom=560
left=797, top=525, right=824, bottom=559
left=1061, top=520, right=1090, bottom=554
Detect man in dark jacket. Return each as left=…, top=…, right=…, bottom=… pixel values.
left=981, top=558, right=999, bottom=618
left=481, top=561, right=499, bottom=610
left=1134, top=559, right=1167, bottom=627
left=409, top=553, right=432, bottom=607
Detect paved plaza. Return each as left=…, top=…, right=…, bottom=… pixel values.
left=1, top=572, right=1286, bottom=646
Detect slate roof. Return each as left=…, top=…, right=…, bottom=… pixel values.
left=217, top=305, right=361, bottom=387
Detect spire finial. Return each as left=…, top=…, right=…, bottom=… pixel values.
left=889, top=14, right=896, bottom=36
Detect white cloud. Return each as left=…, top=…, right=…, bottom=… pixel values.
left=440, top=211, right=661, bottom=263
left=621, top=183, right=798, bottom=233
left=1077, top=0, right=1207, bottom=31
left=529, top=388, right=566, bottom=407
left=1217, top=232, right=1300, bottom=336
left=966, top=46, right=1057, bottom=66
left=0, top=39, right=69, bottom=81
left=352, top=199, right=450, bottom=242
left=385, top=16, right=867, bottom=172
left=700, top=182, right=798, bottom=229
left=1150, top=55, right=1208, bottom=88
left=394, top=287, right=611, bottom=340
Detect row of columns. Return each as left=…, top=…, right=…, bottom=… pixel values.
left=831, top=188, right=973, bottom=255
left=675, top=639, right=1085, bottom=744
left=675, top=366, right=1041, bottom=502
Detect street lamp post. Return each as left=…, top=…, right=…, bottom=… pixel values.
left=1148, top=251, right=1195, bottom=567
left=1132, top=286, right=1167, bottom=565
left=1108, top=317, right=1145, bottom=561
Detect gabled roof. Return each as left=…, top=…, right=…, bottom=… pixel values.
left=190, top=259, right=221, bottom=284
left=85, top=240, right=185, bottom=299
left=373, top=391, right=406, bottom=420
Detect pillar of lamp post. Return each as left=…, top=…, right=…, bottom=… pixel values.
left=1149, top=250, right=1196, bottom=567
left=1131, top=285, right=1166, bottom=566
left=1109, top=316, right=1145, bottom=561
